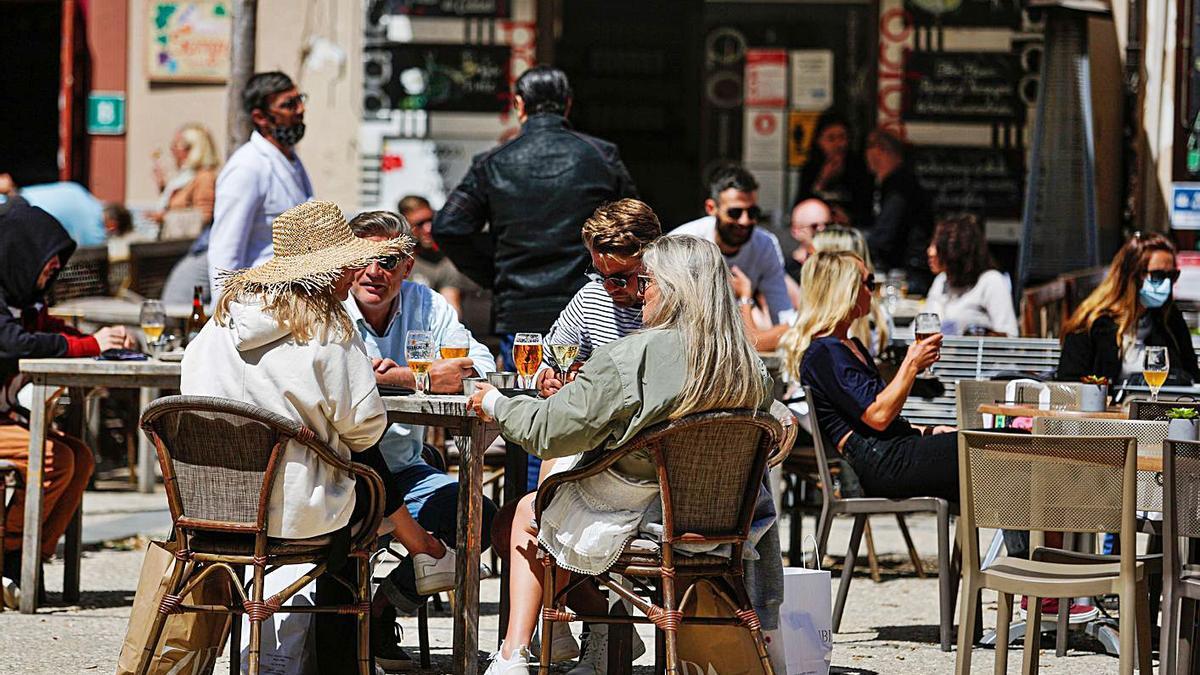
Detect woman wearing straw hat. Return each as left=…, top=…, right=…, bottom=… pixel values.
left=181, top=200, right=411, bottom=670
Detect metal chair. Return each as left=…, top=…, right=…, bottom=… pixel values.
left=955, top=380, right=1086, bottom=430
left=1128, top=399, right=1200, bottom=421
left=804, top=386, right=959, bottom=651
left=137, top=396, right=386, bottom=675
left=46, top=245, right=109, bottom=305
left=955, top=431, right=1151, bottom=675
left=128, top=239, right=195, bottom=299
left=535, top=409, right=782, bottom=675
left=1159, top=439, right=1200, bottom=675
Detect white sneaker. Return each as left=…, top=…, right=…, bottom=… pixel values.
left=413, top=548, right=456, bottom=596
left=483, top=642, right=532, bottom=675
left=2, top=577, right=19, bottom=610
left=533, top=621, right=581, bottom=662
left=565, top=624, right=647, bottom=675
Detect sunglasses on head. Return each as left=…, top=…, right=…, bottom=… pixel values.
left=585, top=268, right=638, bottom=289
left=725, top=206, right=762, bottom=222
left=1147, top=269, right=1180, bottom=283
left=862, top=273, right=877, bottom=292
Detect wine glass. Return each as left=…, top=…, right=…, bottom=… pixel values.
left=913, top=312, right=942, bottom=378
left=405, top=330, right=436, bottom=396
left=440, top=328, right=471, bottom=360
left=512, top=332, right=543, bottom=390
left=140, top=300, right=166, bottom=348
left=546, top=328, right=581, bottom=383
left=1143, top=346, right=1169, bottom=402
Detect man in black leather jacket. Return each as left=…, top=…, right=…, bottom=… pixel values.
left=432, top=65, right=637, bottom=344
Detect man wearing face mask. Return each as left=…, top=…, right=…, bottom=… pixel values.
left=207, top=71, right=313, bottom=300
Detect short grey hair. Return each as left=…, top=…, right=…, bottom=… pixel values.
left=349, top=210, right=411, bottom=239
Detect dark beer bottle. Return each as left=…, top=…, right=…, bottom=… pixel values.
left=186, top=286, right=207, bottom=345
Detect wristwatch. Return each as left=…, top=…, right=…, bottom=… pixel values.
left=737, top=296, right=755, bottom=306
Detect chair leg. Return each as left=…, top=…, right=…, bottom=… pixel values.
left=247, top=563, right=265, bottom=675
left=229, top=609, right=241, bottom=675
left=1181, top=598, right=1198, bottom=675
left=954, top=574, right=978, bottom=675
left=1055, top=598, right=1069, bottom=656
left=661, top=572, right=680, bottom=675
left=815, top=500, right=833, bottom=564
left=417, top=601, right=431, bottom=669
left=539, top=559, right=555, bottom=675
left=356, top=556, right=371, bottom=675
left=1136, top=579, right=1152, bottom=673
left=897, top=514, right=926, bottom=579
left=863, top=520, right=882, bottom=583
left=729, top=578, right=775, bottom=675
left=1022, top=595, right=1042, bottom=675
left=936, top=506, right=953, bottom=652
left=833, top=514, right=867, bottom=632
left=1116, top=580, right=1138, bottom=675
left=994, top=592, right=1013, bottom=675
left=1160, top=577, right=1177, bottom=675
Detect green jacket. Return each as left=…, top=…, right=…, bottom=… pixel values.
left=494, top=328, right=773, bottom=480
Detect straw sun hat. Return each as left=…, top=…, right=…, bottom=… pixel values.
left=219, top=200, right=412, bottom=297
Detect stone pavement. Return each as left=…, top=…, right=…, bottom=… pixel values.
left=0, top=489, right=1143, bottom=673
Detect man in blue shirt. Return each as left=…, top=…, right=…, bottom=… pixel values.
left=345, top=210, right=497, bottom=669
left=0, top=174, right=105, bottom=246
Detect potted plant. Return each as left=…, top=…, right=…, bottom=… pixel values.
left=1166, top=407, right=1200, bottom=442
left=1079, top=375, right=1109, bottom=412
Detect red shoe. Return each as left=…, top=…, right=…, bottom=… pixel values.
left=1018, top=597, right=1099, bottom=625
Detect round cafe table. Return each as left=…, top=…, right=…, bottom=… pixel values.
left=976, top=403, right=1128, bottom=420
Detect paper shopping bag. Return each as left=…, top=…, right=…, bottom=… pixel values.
left=676, top=579, right=769, bottom=675
left=779, top=565, right=833, bottom=675
left=116, top=540, right=232, bottom=675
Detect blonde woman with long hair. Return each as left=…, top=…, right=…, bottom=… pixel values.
left=1057, top=232, right=1200, bottom=385
left=781, top=250, right=957, bottom=502
left=812, top=225, right=892, bottom=353
left=468, top=235, right=774, bottom=674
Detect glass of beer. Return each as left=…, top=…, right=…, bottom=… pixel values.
left=512, top=332, right=543, bottom=389
left=405, top=330, right=436, bottom=395
left=913, top=312, right=942, bottom=378
left=546, top=328, right=581, bottom=382
left=440, top=328, right=470, bottom=360
left=140, top=299, right=166, bottom=347
left=1143, top=346, right=1169, bottom=402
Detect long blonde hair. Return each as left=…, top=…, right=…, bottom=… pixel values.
left=178, top=123, right=220, bottom=171
left=1061, top=233, right=1175, bottom=342
left=781, top=250, right=863, bottom=381
left=812, top=226, right=890, bottom=349
left=642, top=236, right=767, bottom=418
left=213, top=281, right=355, bottom=344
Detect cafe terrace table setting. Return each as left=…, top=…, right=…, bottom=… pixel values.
left=16, top=357, right=501, bottom=674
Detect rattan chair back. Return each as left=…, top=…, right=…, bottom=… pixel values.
left=1129, top=399, right=1200, bottom=421
left=955, top=380, right=1085, bottom=429
left=1032, top=417, right=1165, bottom=512
left=47, top=245, right=109, bottom=305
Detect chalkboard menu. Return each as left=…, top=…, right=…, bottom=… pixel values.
left=384, top=0, right=510, bottom=17
left=903, top=52, right=1022, bottom=124
left=363, top=44, right=511, bottom=113
left=904, top=0, right=1022, bottom=28
left=911, top=146, right=1024, bottom=218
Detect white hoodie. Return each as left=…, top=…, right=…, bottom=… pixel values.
left=180, top=299, right=386, bottom=539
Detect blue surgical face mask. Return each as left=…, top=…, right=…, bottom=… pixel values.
left=1138, top=277, right=1172, bottom=308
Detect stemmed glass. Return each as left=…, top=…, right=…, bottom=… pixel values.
left=546, top=328, right=581, bottom=383
left=1143, top=346, right=1170, bottom=402
left=913, top=312, right=942, bottom=378
left=440, top=328, right=470, bottom=360
left=405, top=330, right=436, bottom=396
left=512, top=332, right=543, bottom=390
left=140, top=300, right=166, bottom=348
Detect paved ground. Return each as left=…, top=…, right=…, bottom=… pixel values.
left=0, top=489, right=1147, bottom=673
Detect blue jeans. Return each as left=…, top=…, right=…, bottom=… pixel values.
left=499, top=332, right=541, bottom=491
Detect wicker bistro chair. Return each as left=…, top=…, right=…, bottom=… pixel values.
left=137, top=396, right=386, bottom=675
left=534, top=409, right=783, bottom=675
left=803, top=387, right=959, bottom=651
left=955, top=432, right=1152, bottom=675
left=1159, top=439, right=1200, bottom=675
left=0, top=459, right=20, bottom=612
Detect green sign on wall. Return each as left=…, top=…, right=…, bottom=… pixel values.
left=87, top=92, right=126, bottom=135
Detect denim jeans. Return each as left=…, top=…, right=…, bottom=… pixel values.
left=840, top=431, right=960, bottom=502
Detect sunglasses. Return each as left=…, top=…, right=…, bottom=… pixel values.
left=273, top=93, right=308, bottom=112
left=585, top=268, right=639, bottom=290
left=637, top=274, right=655, bottom=294
left=862, top=273, right=877, bottom=292
left=375, top=255, right=402, bottom=271
left=1147, top=269, right=1181, bottom=283
left=724, top=206, right=762, bottom=222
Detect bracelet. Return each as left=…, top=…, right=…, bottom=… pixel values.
left=737, top=297, right=755, bottom=307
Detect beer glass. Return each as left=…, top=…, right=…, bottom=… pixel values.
left=406, top=330, right=436, bottom=395
left=1143, top=346, right=1169, bottom=402
left=440, top=328, right=470, bottom=360
left=512, top=332, right=543, bottom=389
left=140, top=300, right=166, bottom=346
left=913, top=312, right=942, bottom=378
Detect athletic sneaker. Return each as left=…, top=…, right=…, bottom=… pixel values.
left=566, top=624, right=647, bottom=675
left=1019, top=597, right=1100, bottom=625
left=483, top=642, right=532, bottom=675
left=2, top=576, right=18, bottom=610
left=371, top=606, right=414, bottom=672
left=413, top=548, right=457, bottom=596
left=532, top=621, right=581, bottom=662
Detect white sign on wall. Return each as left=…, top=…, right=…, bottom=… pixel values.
left=743, top=108, right=786, bottom=169
left=790, top=50, right=834, bottom=111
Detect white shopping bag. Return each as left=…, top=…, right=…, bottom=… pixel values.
left=240, top=564, right=318, bottom=675
left=778, top=537, right=832, bottom=675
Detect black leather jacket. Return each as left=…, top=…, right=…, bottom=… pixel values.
left=432, top=114, right=637, bottom=334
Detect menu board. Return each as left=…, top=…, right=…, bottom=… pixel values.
left=384, top=0, right=510, bottom=17
left=905, top=0, right=1023, bottom=28
left=146, top=0, right=231, bottom=83
left=911, top=145, right=1024, bottom=218
left=363, top=44, right=512, bottom=113
left=903, top=52, right=1022, bottom=124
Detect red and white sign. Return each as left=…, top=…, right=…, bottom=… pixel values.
left=745, top=49, right=788, bottom=108
left=743, top=108, right=786, bottom=168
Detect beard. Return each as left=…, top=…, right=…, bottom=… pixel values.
left=716, top=220, right=753, bottom=248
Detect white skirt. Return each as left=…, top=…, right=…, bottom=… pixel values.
left=537, top=465, right=659, bottom=575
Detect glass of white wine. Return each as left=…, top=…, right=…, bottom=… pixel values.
left=546, top=328, right=581, bottom=383
left=912, top=312, right=942, bottom=378
left=512, top=332, right=543, bottom=390
left=1143, top=346, right=1169, bottom=402
left=406, top=330, right=436, bottom=396
left=140, top=299, right=166, bottom=348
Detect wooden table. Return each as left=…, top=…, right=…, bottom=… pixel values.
left=17, top=357, right=181, bottom=613
left=977, top=403, right=1129, bottom=420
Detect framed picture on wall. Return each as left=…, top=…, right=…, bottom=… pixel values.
left=146, top=0, right=231, bottom=83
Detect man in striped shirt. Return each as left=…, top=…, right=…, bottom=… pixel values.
left=537, top=199, right=662, bottom=398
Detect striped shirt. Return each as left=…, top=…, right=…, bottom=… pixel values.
left=544, top=281, right=643, bottom=366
